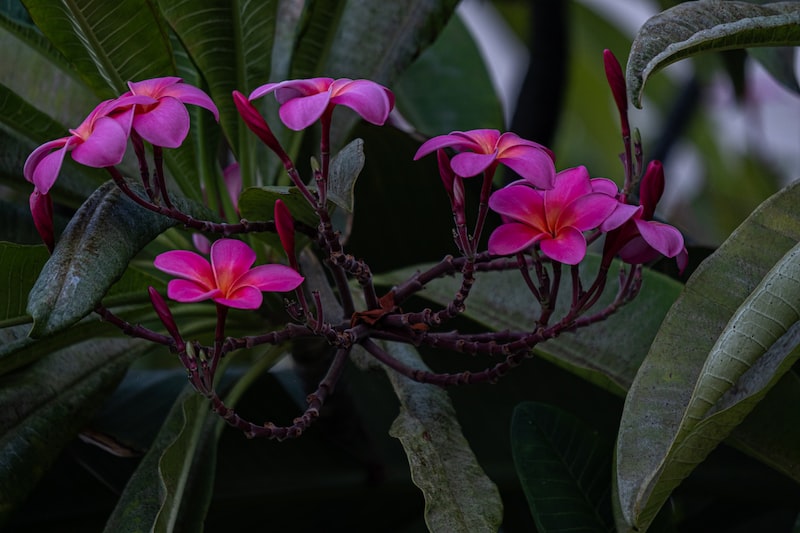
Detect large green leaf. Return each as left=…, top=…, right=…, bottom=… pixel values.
left=352, top=341, right=503, bottom=533
left=511, top=402, right=614, bottom=533
left=0, top=337, right=144, bottom=525
left=626, top=1, right=800, bottom=107
left=157, top=0, right=277, bottom=155
left=25, top=181, right=202, bottom=337
left=22, top=0, right=175, bottom=98
left=615, top=181, right=800, bottom=532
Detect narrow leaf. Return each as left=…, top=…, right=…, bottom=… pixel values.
left=615, top=180, right=800, bottom=532
left=626, top=1, right=800, bottom=107
left=0, top=243, right=49, bottom=327
left=511, top=402, right=614, bottom=533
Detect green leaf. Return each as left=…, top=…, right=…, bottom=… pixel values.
left=626, top=1, right=800, bottom=107
left=26, top=181, right=182, bottom=337
left=615, top=180, right=800, bottom=532
left=157, top=0, right=277, bottom=154
left=0, top=337, right=144, bottom=524
left=327, top=138, right=365, bottom=212
left=22, top=0, right=176, bottom=98
left=374, top=254, right=683, bottom=395
left=352, top=341, right=503, bottom=532
left=511, top=402, right=614, bottom=533
left=0, top=243, right=49, bottom=327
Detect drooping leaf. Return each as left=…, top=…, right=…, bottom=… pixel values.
left=351, top=341, right=503, bottom=533
left=26, top=181, right=210, bottom=338
left=511, top=402, right=614, bottom=533
left=327, top=138, right=364, bottom=213
left=615, top=180, right=800, bottom=532
left=0, top=337, right=145, bottom=525
left=626, top=1, right=800, bottom=107
left=22, top=0, right=176, bottom=98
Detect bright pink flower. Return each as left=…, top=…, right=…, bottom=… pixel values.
left=488, top=166, right=619, bottom=264
left=249, top=77, right=394, bottom=130
left=154, top=238, right=304, bottom=310
left=414, top=129, right=555, bottom=189
left=23, top=97, right=140, bottom=194
left=124, top=77, right=219, bottom=148
left=602, top=161, right=687, bottom=271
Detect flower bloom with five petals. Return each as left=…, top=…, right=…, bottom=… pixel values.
left=414, top=129, right=556, bottom=189
left=154, top=238, right=304, bottom=310
left=123, top=76, right=219, bottom=148
left=602, top=160, right=688, bottom=271
left=487, top=166, right=619, bottom=264
left=249, top=77, right=395, bottom=130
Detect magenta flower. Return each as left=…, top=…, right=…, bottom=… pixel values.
left=602, top=161, right=688, bottom=271
left=29, top=189, right=54, bottom=252
left=23, top=97, right=140, bottom=194
left=124, top=77, right=219, bottom=148
left=488, top=166, right=619, bottom=264
left=414, top=129, right=555, bottom=189
left=249, top=77, right=395, bottom=130
left=153, top=238, right=304, bottom=310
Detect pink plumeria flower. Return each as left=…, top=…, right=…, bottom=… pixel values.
left=602, top=161, right=688, bottom=271
left=23, top=97, right=142, bottom=194
left=124, top=77, right=219, bottom=148
left=153, top=238, right=304, bottom=310
left=249, top=77, right=395, bottom=130
left=488, top=166, right=619, bottom=264
left=414, top=129, right=556, bottom=189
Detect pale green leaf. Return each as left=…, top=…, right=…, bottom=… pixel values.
left=615, top=180, right=800, bottom=532
left=627, top=0, right=800, bottom=107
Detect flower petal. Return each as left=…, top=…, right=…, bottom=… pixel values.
left=558, top=192, right=619, bottom=232
left=497, top=145, right=556, bottom=189
left=132, top=97, right=191, bottom=148
left=488, top=185, right=546, bottom=227
left=71, top=116, right=129, bottom=167
left=450, top=151, right=498, bottom=177
left=167, top=279, right=221, bottom=303
left=210, top=239, right=256, bottom=294
left=29, top=189, right=54, bottom=250
left=278, top=90, right=331, bottom=130
left=539, top=226, right=587, bottom=265
left=161, top=81, right=219, bottom=121
left=488, top=222, right=545, bottom=256
left=330, top=79, right=394, bottom=125
left=635, top=219, right=685, bottom=258
left=600, top=202, right=640, bottom=232
left=236, top=264, right=304, bottom=293
left=27, top=140, right=71, bottom=193
left=214, top=285, right=263, bottom=309
left=154, top=250, right=215, bottom=288
left=414, top=133, right=477, bottom=160
left=24, top=138, right=69, bottom=185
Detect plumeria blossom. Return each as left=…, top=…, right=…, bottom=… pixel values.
left=602, top=161, right=688, bottom=271
left=154, top=239, right=304, bottom=310
left=249, top=77, right=395, bottom=130
left=488, top=166, right=619, bottom=264
left=124, top=77, right=219, bottom=148
left=414, top=129, right=556, bottom=189
left=23, top=97, right=144, bottom=194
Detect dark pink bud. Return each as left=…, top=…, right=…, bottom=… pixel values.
left=232, top=91, right=291, bottom=165
left=148, top=286, right=183, bottom=345
left=603, top=49, right=629, bottom=137
left=640, top=160, right=665, bottom=220
left=437, top=149, right=456, bottom=198
left=29, top=189, right=54, bottom=252
left=274, top=199, right=298, bottom=270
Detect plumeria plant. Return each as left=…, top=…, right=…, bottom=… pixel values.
left=2, top=1, right=800, bottom=532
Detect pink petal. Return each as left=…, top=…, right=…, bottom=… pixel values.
left=71, top=116, right=129, bottom=167
left=635, top=219, right=685, bottom=258
left=26, top=139, right=71, bottom=193
left=539, top=226, right=587, bottom=265
left=330, top=79, right=394, bottom=125
left=590, top=177, right=619, bottom=197
left=132, top=97, right=191, bottom=148
left=192, top=233, right=212, bottom=254
left=250, top=78, right=332, bottom=102
left=600, top=202, right=640, bottom=232
left=223, top=162, right=242, bottom=211
left=236, top=263, right=304, bottom=292
left=639, top=160, right=665, bottom=219
left=558, top=192, right=619, bottom=232
left=210, top=239, right=256, bottom=293
left=458, top=129, right=500, bottom=152
left=128, top=77, right=183, bottom=97
left=488, top=185, right=546, bottom=228
left=547, top=167, right=593, bottom=207
left=154, top=250, right=215, bottom=288
left=29, top=189, right=54, bottom=250
left=167, top=279, right=221, bottom=303
left=617, top=236, right=661, bottom=265
left=497, top=145, right=556, bottom=189
left=161, top=81, right=219, bottom=121
left=488, top=222, right=545, bottom=256
left=278, top=90, right=332, bottom=130
left=450, top=151, right=498, bottom=177
left=214, top=285, right=264, bottom=309
left=414, top=133, right=478, bottom=160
